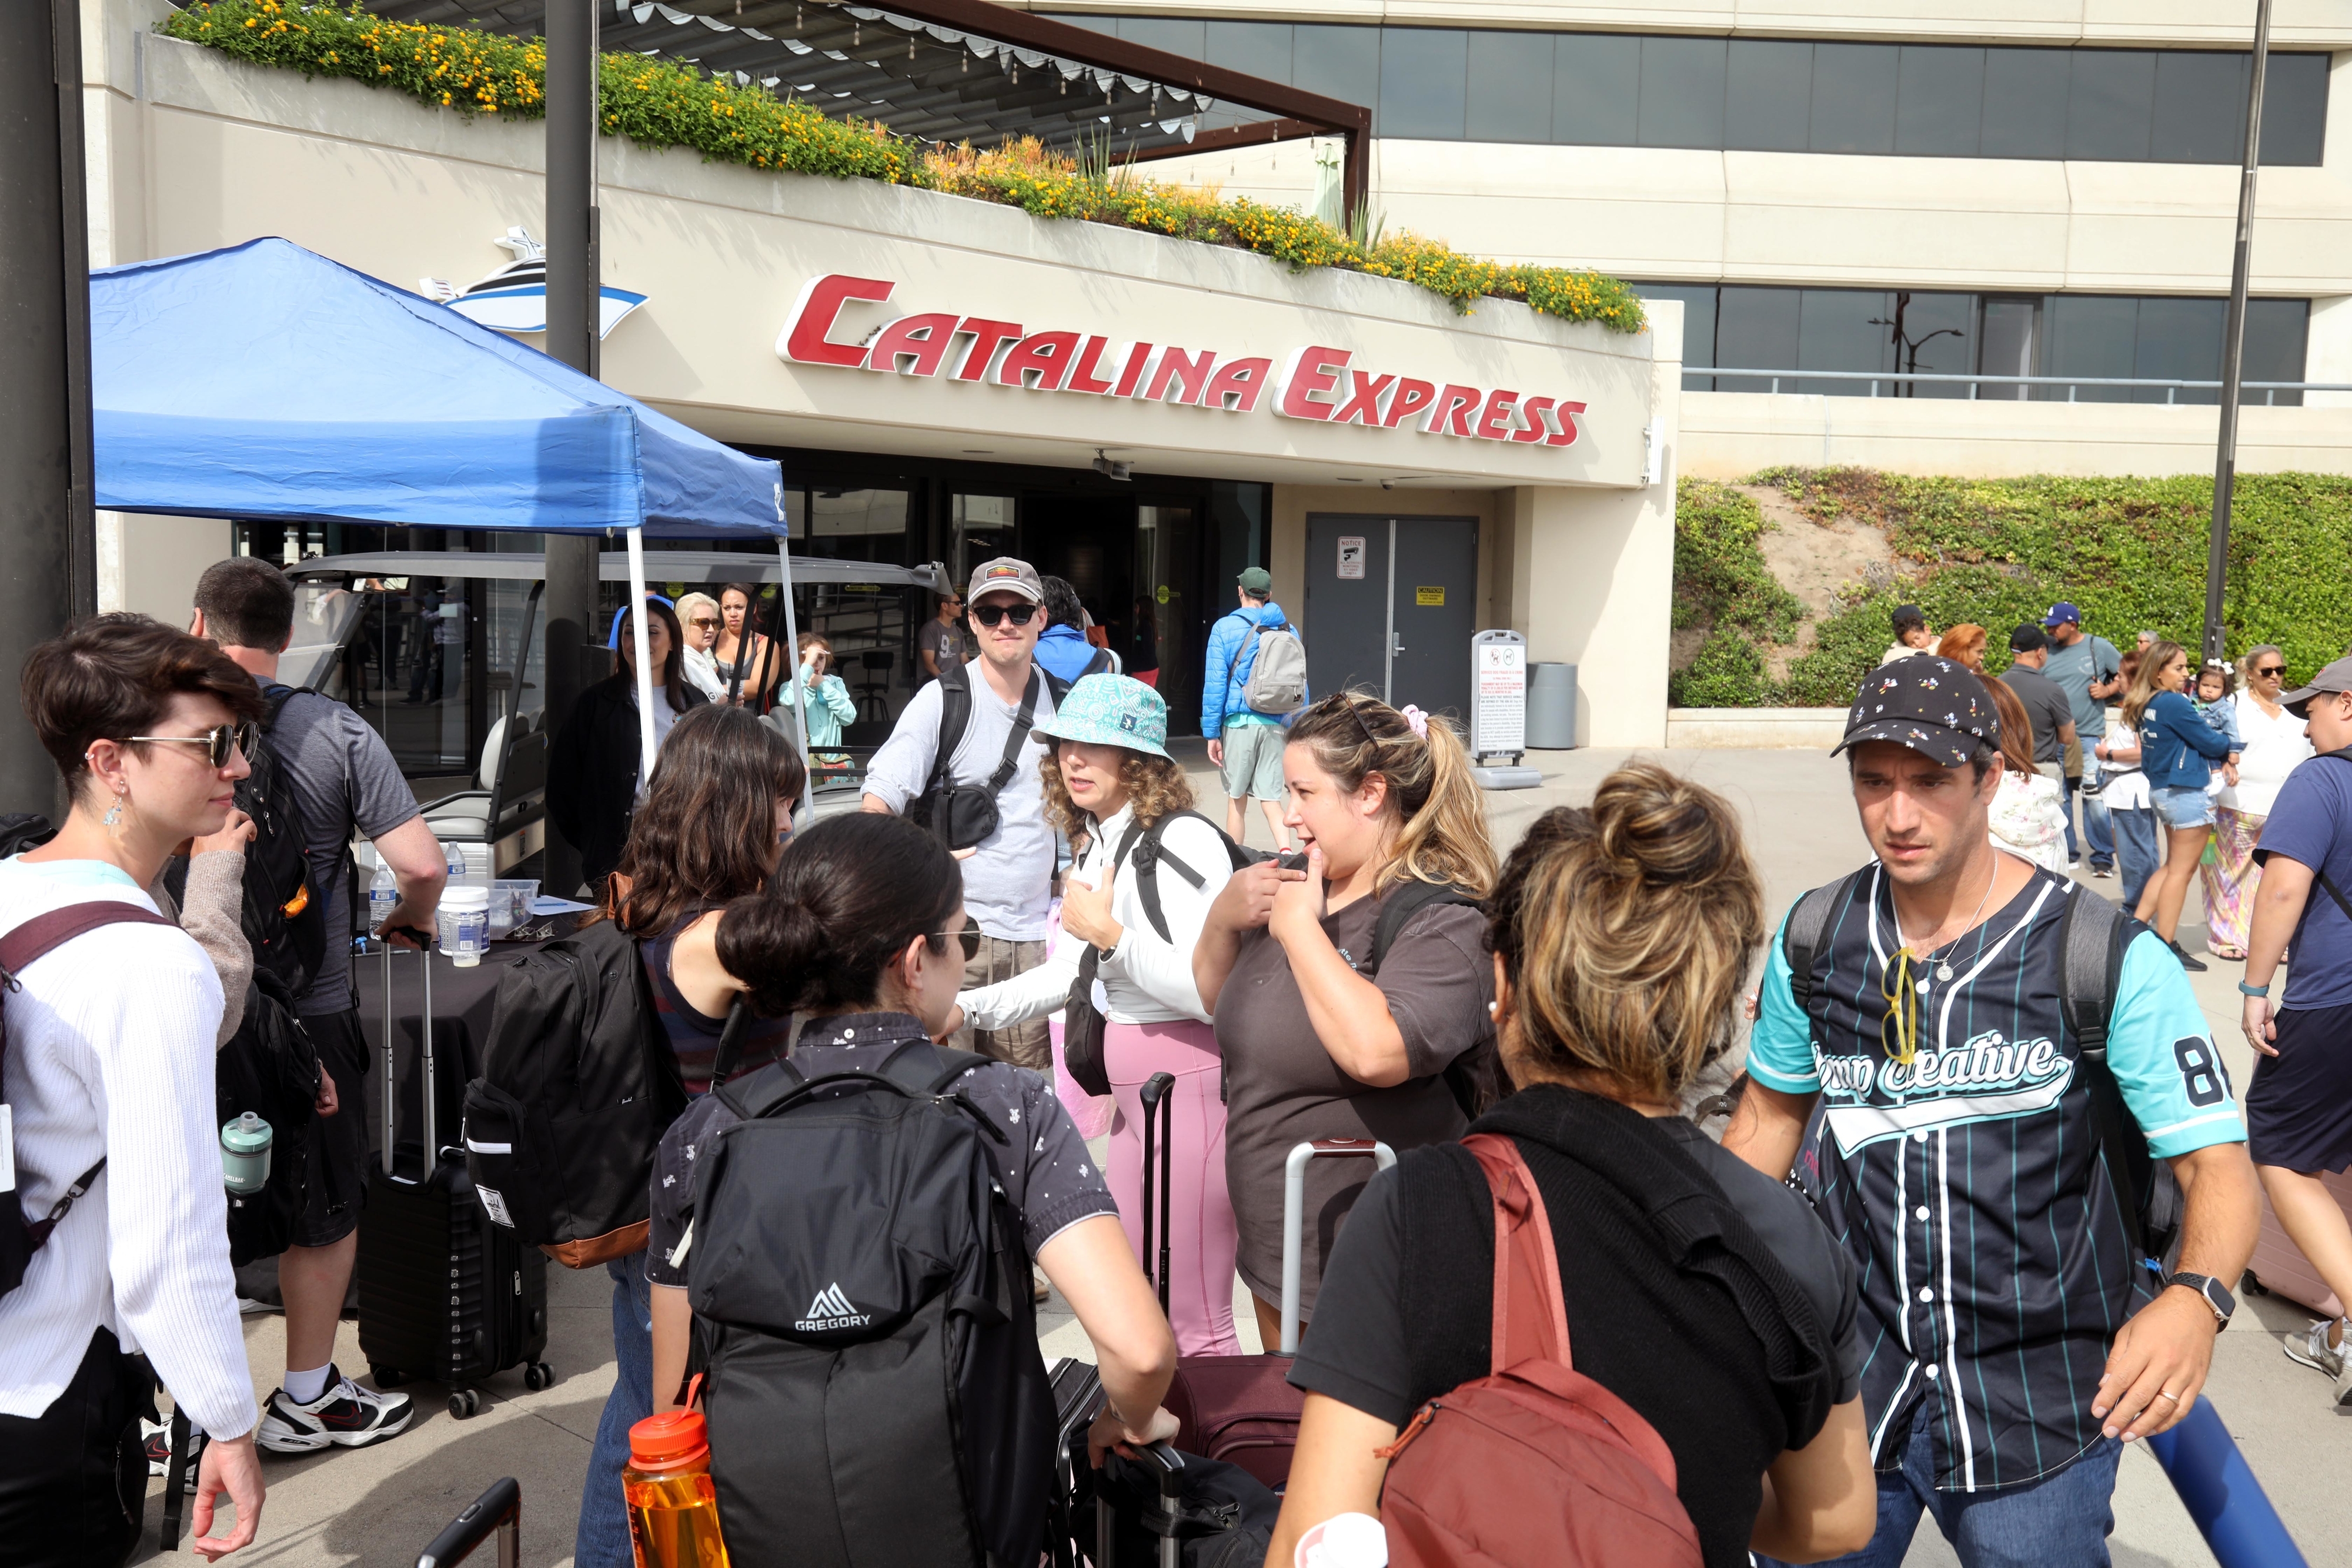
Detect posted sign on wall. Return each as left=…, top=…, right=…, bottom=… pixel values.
left=1472, top=630, right=1527, bottom=759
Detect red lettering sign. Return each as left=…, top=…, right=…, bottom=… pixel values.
left=1474, top=389, right=1521, bottom=441
left=867, top=312, right=959, bottom=377
left=1332, top=371, right=1394, bottom=426
left=1274, top=346, right=1349, bottom=421
left=1424, top=385, right=1484, bottom=437
left=1065, top=336, right=1118, bottom=396
left=1549, top=400, right=1586, bottom=447
left=1512, top=394, right=1556, bottom=443
left=953, top=318, right=1024, bottom=382
left=780, top=274, right=893, bottom=367
left=1112, top=343, right=1154, bottom=399
left=997, top=331, right=1081, bottom=391
left=1385, top=379, right=1436, bottom=429
left=1143, top=347, right=1217, bottom=405
left=1201, top=357, right=1273, bottom=413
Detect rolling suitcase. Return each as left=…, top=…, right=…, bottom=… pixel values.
left=2241, top=1170, right=2352, bottom=1319
left=1138, top=1071, right=1396, bottom=1491
left=357, top=942, right=553, bottom=1419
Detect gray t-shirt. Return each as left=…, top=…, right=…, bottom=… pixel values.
left=2043, top=635, right=2122, bottom=738
left=862, top=667, right=1055, bottom=942
left=1999, top=666, right=2075, bottom=766
left=916, top=617, right=968, bottom=673
left=266, top=684, right=421, bottom=1016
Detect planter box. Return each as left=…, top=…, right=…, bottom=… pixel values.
left=1666, top=707, right=1847, bottom=749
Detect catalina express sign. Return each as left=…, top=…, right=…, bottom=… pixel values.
left=779, top=275, right=1588, bottom=448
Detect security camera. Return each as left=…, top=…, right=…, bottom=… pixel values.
left=1093, top=450, right=1131, bottom=482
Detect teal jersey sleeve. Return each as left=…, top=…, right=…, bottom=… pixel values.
left=1748, top=910, right=1821, bottom=1094
left=2107, top=929, right=2246, bottom=1158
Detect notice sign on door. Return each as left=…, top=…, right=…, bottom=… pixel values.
left=1337, top=536, right=1366, bottom=579
left=1472, top=631, right=1527, bottom=757
left=1415, top=586, right=1445, bottom=606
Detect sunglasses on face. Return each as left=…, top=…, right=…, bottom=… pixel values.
left=2257, top=664, right=2286, bottom=677
left=938, top=926, right=983, bottom=961
left=971, top=603, right=1040, bottom=628
left=128, top=721, right=257, bottom=768
left=690, top=617, right=721, bottom=630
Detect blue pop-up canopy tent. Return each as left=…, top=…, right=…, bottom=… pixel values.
left=90, top=236, right=801, bottom=789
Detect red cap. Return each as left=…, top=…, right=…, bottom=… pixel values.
left=629, top=1408, right=710, bottom=1471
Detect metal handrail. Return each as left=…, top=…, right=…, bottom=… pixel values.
left=1682, top=367, right=2352, bottom=404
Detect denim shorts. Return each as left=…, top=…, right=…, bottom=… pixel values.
left=2153, top=784, right=2213, bottom=831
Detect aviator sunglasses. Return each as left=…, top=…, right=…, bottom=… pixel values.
left=126, top=721, right=258, bottom=768
left=971, top=603, right=1040, bottom=628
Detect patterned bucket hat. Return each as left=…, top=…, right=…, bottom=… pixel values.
left=1835, top=656, right=2000, bottom=767
left=1033, top=673, right=1169, bottom=759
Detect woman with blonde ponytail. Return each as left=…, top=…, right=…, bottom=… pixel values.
left=1193, top=691, right=1501, bottom=1346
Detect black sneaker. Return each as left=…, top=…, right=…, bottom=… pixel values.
left=255, top=1365, right=413, bottom=1453
left=2169, top=939, right=2209, bottom=973
left=141, top=1420, right=205, bottom=1491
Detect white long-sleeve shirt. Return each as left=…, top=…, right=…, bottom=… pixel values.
left=0, top=858, right=255, bottom=1437
left=958, top=804, right=1232, bottom=1029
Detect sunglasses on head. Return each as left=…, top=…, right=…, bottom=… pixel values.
left=128, top=721, right=257, bottom=768
left=971, top=603, right=1040, bottom=627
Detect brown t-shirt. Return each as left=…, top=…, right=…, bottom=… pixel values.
left=1217, top=890, right=1494, bottom=1315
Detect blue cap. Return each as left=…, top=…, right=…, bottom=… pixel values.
left=2043, top=602, right=2082, bottom=628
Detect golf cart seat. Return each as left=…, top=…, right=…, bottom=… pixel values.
left=420, top=713, right=548, bottom=874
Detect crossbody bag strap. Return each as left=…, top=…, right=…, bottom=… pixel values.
left=983, top=671, right=1043, bottom=796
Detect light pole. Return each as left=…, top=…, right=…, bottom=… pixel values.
left=2204, top=0, right=2273, bottom=666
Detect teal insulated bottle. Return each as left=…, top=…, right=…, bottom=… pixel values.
left=221, top=1111, right=273, bottom=1195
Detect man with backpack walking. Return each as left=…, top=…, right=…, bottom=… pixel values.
left=1726, top=656, right=2260, bottom=1568
left=1202, top=567, right=1307, bottom=851
left=190, top=560, right=448, bottom=1456
left=863, top=557, right=1060, bottom=1070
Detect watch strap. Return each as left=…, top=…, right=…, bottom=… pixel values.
left=2169, top=1271, right=2234, bottom=1325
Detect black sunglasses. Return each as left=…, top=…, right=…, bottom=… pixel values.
left=127, top=721, right=258, bottom=768
left=971, top=603, right=1040, bottom=628
left=2256, top=664, right=2286, bottom=677
left=938, top=926, right=983, bottom=961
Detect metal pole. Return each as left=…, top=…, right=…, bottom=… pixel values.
left=0, top=0, right=95, bottom=815
left=624, top=527, right=657, bottom=795
left=777, top=537, right=814, bottom=821
left=2204, top=0, right=2271, bottom=666
left=542, top=0, right=600, bottom=893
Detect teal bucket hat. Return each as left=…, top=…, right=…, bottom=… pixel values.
left=1034, top=673, right=1169, bottom=758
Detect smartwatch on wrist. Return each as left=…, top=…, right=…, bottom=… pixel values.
left=2168, top=1271, right=2236, bottom=1328
left=2238, top=979, right=2272, bottom=997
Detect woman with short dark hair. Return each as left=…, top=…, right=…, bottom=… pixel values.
left=546, top=596, right=706, bottom=890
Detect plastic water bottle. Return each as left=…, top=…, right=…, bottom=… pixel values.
left=624, top=1407, right=730, bottom=1568
left=1295, top=1513, right=1387, bottom=1568
left=443, top=839, right=469, bottom=888
left=220, top=1111, right=273, bottom=1195
left=368, top=861, right=399, bottom=945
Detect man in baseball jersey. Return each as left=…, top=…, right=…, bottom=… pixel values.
left=1729, top=656, right=2260, bottom=1568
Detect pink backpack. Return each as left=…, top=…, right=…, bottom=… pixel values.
left=1375, top=1133, right=1704, bottom=1567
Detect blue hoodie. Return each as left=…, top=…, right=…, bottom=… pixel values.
left=1202, top=601, right=1302, bottom=738
left=1035, top=621, right=1106, bottom=687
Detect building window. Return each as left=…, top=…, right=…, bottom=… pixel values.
left=1049, top=15, right=2330, bottom=166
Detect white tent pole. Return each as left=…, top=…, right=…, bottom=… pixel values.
left=625, top=525, right=657, bottom=795
left=777, top=536, right=814, bottom=821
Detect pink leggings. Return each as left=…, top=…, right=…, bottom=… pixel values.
left=1104, top=1019, right=1240, bottom=1356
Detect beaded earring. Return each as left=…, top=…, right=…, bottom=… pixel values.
left=102, top=793, right=125, bottom=830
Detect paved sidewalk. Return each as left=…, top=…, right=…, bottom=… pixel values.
left=148, top=747, right=2338, bottom=1566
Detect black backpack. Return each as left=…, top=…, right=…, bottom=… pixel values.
left=908, top=662, right=1070, bottom=851
left=687, top=1039, right=1055, bottom=1568
left=217, top=968, right=323, bottom=1266
left=164, top=684, right=328, bottom=998
left=1348, top=879, right=1499, bottom=1120
left=1779, top=871, right=2184, bottom=1268
left=461, top=917, right=689, bottom=1267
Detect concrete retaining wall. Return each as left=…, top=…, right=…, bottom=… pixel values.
left=1666, top=707, right=1847, bottom=748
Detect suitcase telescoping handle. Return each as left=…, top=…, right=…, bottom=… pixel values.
left=1095, top=1440, right=1188, bottom=1568
left=378, top=932, right=438, bottom=1181
left=1281, top=1139, right=1395, bottom=1357
left=415, top=1476, right=520, bottom=1568
left=1138, top=1072, right=1177, bottom=1318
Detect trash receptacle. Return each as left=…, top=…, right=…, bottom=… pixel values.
left=1526, top=663, right=1577, bottom=749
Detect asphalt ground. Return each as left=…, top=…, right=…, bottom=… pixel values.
left=146, top=745, right=2342, bottom=1567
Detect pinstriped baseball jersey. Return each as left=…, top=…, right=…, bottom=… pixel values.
left=1749, top=862, right=2243, bottom=1493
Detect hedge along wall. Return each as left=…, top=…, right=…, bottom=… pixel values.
left=160, top=0, right=1645, bottom=335
left=1671, top=469, right=2352, bottom=708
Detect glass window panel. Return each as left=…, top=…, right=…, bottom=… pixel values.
left=1977, top=296, right=2042, bottom=400
left=2244, top=299, right=2309, bottom=406
left=1552, top=34, right=1639, bottom=145
left=2260, top=53, right=2330, bottom=167
left=1895, top=46, right=1983, bottom=156
left=1883, top=290, right=1975, bottom=398
left=1294, top=25, right=1382, bottom=121
left=1379, top=28, right=1467, bottom=141
left=2042, top=294, right=2139, bottom=402
left=1041, top=12, right=1115, bottom=35
left=2067, top=49, right=2155, bottom=161
left=1796, top=288, right=1895, bottom=395
left=1725, top=40, right=1812, bottom=152
left=1980, top=49, right=2072, bottom=159
left=1206, top=21, right=1293, bottom=84
left=2150, top=52, right=2246, bottom=164
left=1633, top=283, right=1718, bottom=390
left=1115, top=17, right=1206, bottom=60
left=1715, top=286, right=1800, bottom=392
left=1466, top=31, right=1552, bottom=143
left=1810, top=42, right=1900, bottom=155
left=1638, top=37, right=1726, bottom=149
left=2131, top=296, right=2226, bottom=404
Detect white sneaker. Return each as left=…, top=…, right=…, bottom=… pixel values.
left=141, top=1420, right=205, bottom=1490
left=255, top=1365, right=413, bottom=1453
left=2284, top=1318, right=2347, bottom=1379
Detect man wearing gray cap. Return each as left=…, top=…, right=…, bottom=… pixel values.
left=2238, top=656, right=2352, bottom=1404
left=863, top=556, right=1058, bottom=1069
left=1733, top=656, right=2259, bottom=1567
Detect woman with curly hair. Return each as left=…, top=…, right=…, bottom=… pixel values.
left=949, top=674, right=1244, bottom=1355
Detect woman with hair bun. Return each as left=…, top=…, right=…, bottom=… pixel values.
left=1270, top=763, right=1873, bottom=1568
left=1193, top=691, right=1500, bottom=1345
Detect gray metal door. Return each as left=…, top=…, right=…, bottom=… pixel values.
left=1303, top=514, right=1478, bottom=723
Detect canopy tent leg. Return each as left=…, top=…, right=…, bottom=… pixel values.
left=624, top=525, right=657, bottom=796
left=778, top=537, right=814, bottom=821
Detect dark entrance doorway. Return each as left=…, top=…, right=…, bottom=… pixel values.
left=1302, top=514, right=1479, bottom=726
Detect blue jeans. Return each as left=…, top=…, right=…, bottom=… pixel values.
left=1762, top=1402, right=2121, bottom=1568
left=2110, top=806, right=2159, bottom=912
left=575, top=1252, right=654, bottom=1568
left=2069, top=772, right=2115, bottom=869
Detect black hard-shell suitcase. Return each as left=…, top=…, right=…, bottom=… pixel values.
left=356, top=943, right=552, bottom=1418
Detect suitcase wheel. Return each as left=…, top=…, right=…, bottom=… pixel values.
left=523, top=1362, right=556, bottom=1393
left=2243, top=1269, right=2269, bottom=1298
left=373, top=1366, right=407, bottom=1389
left=448, top=1388, right=483, bottom=1420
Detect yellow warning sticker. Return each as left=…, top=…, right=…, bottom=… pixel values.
left=1415, top=586, right=1445, bottom=606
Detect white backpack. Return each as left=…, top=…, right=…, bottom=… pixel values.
left=1235, top=619, right=1308, bottom=716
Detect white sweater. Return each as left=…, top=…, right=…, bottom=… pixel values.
left=0, top=858, right=255, bottom=1437
left=958, top=805, right=1232, bottom=1029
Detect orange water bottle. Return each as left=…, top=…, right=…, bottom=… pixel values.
left=624, top=1406, right=730, bottom=1568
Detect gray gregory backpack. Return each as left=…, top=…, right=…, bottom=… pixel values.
left=1235, top=620, right=1308, bottom=716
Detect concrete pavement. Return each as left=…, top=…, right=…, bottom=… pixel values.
left=147, top=745, right=2339, bottom=1566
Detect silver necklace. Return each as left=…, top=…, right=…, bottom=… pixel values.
left=1897, top=865, right=1997, bottom=985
